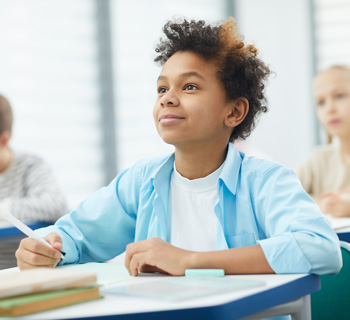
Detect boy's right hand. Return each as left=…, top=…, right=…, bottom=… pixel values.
left=15, top=232, right=63, bottom=270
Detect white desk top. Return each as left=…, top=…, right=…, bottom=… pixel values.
left=0, top=264, right=319, bottom=320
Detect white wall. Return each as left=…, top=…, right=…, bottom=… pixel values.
left=111, top=0, right=317, bottom=171
left=0, top=0, right=319, bottom=210
left=234, top=0, right=316, bottom=169
left=111, top=0, right=226, bottom=171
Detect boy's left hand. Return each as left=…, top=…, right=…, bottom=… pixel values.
left=125, top=238, right=194, bottom=276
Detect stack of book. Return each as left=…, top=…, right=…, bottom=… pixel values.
left=0, top=268, right=101, bottom=316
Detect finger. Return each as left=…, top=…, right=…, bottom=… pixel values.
left=18, top=260, right=58, bottom=270
left=125, top=240, right=151, bottom=275
left=139, top=264, right=166, bottom=274
left=129, top=251, right=167, bottom=276
left=124, top=245, right=133, bottom=274
left=17, top=261, right=39, bottom=270
left=16, top=248, right=59, bottom=269
left=124, top=243, right=136, bottom=275
left=16, top=242, right=60, bottom=267
left=322, top=192, right=336, bottom=198
left=45, top=233, right=63, bottom=251
left=17, top=257, right=58, bottom=270
left=19, top=238, right=61, bottom=263
left=129, top=252, right=153, bottom=277
left=128, top=251, right=142, bottom=276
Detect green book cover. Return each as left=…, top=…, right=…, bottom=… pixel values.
left=0, top=286, right=102, bottom=317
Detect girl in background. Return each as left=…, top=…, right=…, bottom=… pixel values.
left=296, top=65, right=350, bottom=217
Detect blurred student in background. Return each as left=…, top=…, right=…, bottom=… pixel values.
left=296, top=65, right=350, bottom=217
left=0, top=94, right=67, bottom=268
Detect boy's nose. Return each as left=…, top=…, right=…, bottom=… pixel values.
left=160, top=91, right=180, bottom=108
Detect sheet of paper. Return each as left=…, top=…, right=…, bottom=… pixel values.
left=324, top=214, right=350, bottom=231
left=101, top=276, right=265, bottom=301
left=63, top=263, right=131, bottom=286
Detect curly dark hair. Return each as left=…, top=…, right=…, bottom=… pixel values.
left=154, top=18, right=271, bottom=142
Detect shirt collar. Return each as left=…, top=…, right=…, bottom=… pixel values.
left=152, top=143, right=242, bottom=195
left=152, top=153, right=175, bottom=190
left=219, top=143, right=243, bottom=195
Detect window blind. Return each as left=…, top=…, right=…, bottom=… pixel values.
left=314, top=0, right=350, bottom=71
left=0, top=0, right=104, bottom=208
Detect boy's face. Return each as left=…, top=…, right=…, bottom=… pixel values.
left=314, top=69, right=350, bottom=139
left=153, top=51, right=233, bottom=149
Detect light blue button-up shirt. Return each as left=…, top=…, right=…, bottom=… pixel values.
left=37, top=143, right=342, bottom=274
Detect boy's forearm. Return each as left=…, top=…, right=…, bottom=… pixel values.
left=188, top=245, right=274, bottom=274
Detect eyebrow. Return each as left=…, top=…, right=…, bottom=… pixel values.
left=157, top=72, right=206, bottom=82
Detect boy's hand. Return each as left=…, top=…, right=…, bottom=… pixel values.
left=15, top=232, right=63, bottom=270
left=125, top=238, right=194, bottom=276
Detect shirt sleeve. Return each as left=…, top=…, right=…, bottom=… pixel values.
left=256, top=165, right=342, bottom=275
left=35, top=163, right=141, bottom=265
left=3, top=157, right=68, bottom=222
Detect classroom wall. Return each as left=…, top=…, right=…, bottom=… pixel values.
left=233, top=0, right=317, bottom=169
left=111, top=0, right=226, bottom=172
left=0, top=0, right=321, bottom=207
left=112, top=0, right=317, bottom=171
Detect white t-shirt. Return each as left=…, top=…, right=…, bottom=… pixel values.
left=170, top=163, right=223, bottom=251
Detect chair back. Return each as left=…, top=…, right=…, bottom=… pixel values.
left=311, top=241, right=350, bottom=319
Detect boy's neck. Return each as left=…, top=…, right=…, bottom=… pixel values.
left=0, top=148, right=12, bottom=173
left=174, top=143, right=228, bottom=180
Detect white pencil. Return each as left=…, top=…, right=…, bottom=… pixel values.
left=2, top=212, right=65, bottom=260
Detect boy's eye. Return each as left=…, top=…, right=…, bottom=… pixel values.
left=184, top=84, right=198, bottom=91
left=158, top=87, right=168, bottom=94
left=336, top=93, right=345, bottom=99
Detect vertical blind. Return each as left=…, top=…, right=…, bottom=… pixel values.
left=0, top=0, right=228, bottom=208
left=0, top=0, right=334, bottom=208
left=0, top=0, right=104, bottom=209
left=314, top=0, right=350, bottom=71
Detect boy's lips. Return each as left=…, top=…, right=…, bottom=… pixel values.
left=158, top=114, right=185, bottom=123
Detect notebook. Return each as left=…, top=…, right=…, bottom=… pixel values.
left=0, top=268, right=97, bottom=299
left=102, top=276, right=265, bottom=301
left=0, top=286, right=101, bottom=316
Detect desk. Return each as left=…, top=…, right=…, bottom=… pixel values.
left=0, top=264, right=319, bottom=320
left=0, top=221, right=50, bottom=238
left=337, top=227, right=350, bottom=242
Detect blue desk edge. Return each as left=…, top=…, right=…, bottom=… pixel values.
left=0, top=221, right=51, bottom=238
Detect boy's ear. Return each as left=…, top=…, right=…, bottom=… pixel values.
left=225, top=97, right=249, bottom=127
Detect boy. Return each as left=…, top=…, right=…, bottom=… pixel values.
left=0, top=94, right=67, bottom=268
left=16, top=18, right=341, bottom=277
